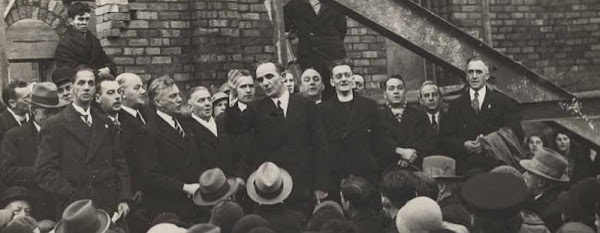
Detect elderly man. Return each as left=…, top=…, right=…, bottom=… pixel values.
left=520, top=148, right=570, bottom=232
left=440, top=57, right=522, bottom=174
left=319, top=59, right=381, bottom=198
left=226, top=61, right=329, bottom=215
left=299, top=68, right=325, bottom=104
left=377, top=75, right=430, bottom=170
left=136, top=76, right=208, bottom=224
left=0, top=80, right=31, bottom=145
left=51, top=67, right=74, bottom=104
left=54, top=2, right=116, bottom=76
left=418, top=81, right=445, bottom=155
left=353, top=74, right=366, bottom=96
left=35, top=65, right=131, bottom=216
left=0, top=82, right=67, bottom=220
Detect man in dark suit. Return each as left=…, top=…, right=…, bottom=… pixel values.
left=418, top=81, right=445, bottom=156
left=284, top=0, right=347, bottom=98
left=226, top=61, right=329, bottom=214
left=0, top=82, right=67, bottom=220
left=377, top=75, right=430, bottom=170
left=35, top=65, right=131, bottom=216
left=0, top=80, right=31, bottom=145
left=54, top=2, right=116, bottom=77
left=318, top=59, right=380, bottom=196
left=135, top=76, right=208, bottom=224
left=440, top=57, right=522, bottom=173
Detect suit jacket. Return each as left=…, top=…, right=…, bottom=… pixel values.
left=438, top=193, right=471, bottom=228
left=54, top=27, right=117, bottom=76
left=184, top=116, right=234, bottom=173
left=319, top=96, right=381, bottom=186
left=35, top=105, right=131, bottom=214
left=284, top=0, right=347, bottom=65
left=421, top=110, right=446, bottom=155
left=530, top=187, right=564, bottom=233
left=225, top=95, right=329, bottom=201
left=351, top=212, right=386, bottom=233
left=135, top=113, right=208, bottom=221
left=117, top=109, right=145, bottom=191
left=222, top=104, right=258, bottom=179
left=440, top=87, right=522, bottom=173
left=255, top=204, right=305, bottom=233
left=377, top=106, right=431, bottom=169
left=0, top=110, right=23, bottom=144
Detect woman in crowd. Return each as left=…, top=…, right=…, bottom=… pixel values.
left=552, top=131, right=598, bottom=182
left=524, top=133, right=546, bottom=159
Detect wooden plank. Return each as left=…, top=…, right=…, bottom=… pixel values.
left=7, top=41, right=58, bottom=60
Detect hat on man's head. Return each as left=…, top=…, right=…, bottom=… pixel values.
left=24, top=82, right=69, bottom=109
left=0, top=186, right=35, bottom=208
left=194, top=168, right=239, bottom=206
left=187, top=223, right=221, bottom=233
left=0, top=216, right=38, bottom=233
left=54, top=199, right=110, bottom=233
left=231, top=215, right=270, bottom=233
left=395, top=197, right=443, bottom=233
left=52, top=67, right=75, bottom=86
left=520, top=147, right=569, bottom=182
left=423, top=155, right=463, bottom=180
left=247, top=162, right=293, bottom=205
left=147, top=223, right=187, bottom=233
left=461, top=173, right=529, bottom=218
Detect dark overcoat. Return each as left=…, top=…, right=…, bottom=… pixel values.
left=255, top=204, right=305, bottom=233
left=318, top=96, right=381, bottom=189
left=0, top=110, right=21, bottom=144
left=117, top=109, right=145, bottom=191
left=440, top=87, right=522, bottom=173
left=222, top=105, right=258, bottom=179
left=35, top=105, right=132, bottom=214
left=54, top=27, right=117, bottom=76
left=183, top=116, right=235, bottom=174
left=225, top=96, right=329, bottom=202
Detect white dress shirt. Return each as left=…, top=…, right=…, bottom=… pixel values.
left=121, top=105, right=146, bottom=124
left=469, top=85, right=487, bottom=110
left=271, top=90, right=290, bottom=117
left=156, top=110, right=177, bottom=130
left=7, top=108, right=29, bottom=126
left=33, top=121, right=40, bottom=132
left=72, top=103, right=92, bottom=125
left=192, top=113, right=218, bottom=137
left=427, top=112, right=440, bottom=125
left=237, top=101, right=248, bottom=112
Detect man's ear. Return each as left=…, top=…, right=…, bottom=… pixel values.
left=7, top=99, right=17, bottom=108
left=330, top=78, right=335, bottom=87
left=94, top=94, right=101, bottom=104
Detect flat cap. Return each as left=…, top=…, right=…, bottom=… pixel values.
left=461, top=173, right=529, bottom=217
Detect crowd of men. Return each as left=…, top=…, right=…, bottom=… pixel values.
left=0, top=1, right=599, bottom=233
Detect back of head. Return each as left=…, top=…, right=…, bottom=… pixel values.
left=396, top=197, right=443, bottom=232
left=320, top=219, right=359, bottom=233
left=0, top=216, right=37, bottom=233
left=341, top=176, right=377, bottom=211
left=232, top=214, right=270, bottom=233
left=381, top=169, right=418, bottom=208
left=414, top=172, right=439, bottom=200
left=210, top=200, right=244, bottom=233
left=247, top=226, right=276, bottom=233
left=490, top=165, right=523, bottom=179
left=307, top=203, right=345, bottom=231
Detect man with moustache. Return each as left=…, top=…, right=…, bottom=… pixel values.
left=0, top=80, right=31, bottom=145
left=226, top=61, right=328, bottom=214
left=35, top=65, right=131, bottom=216
left=299, top=68, right=325, bottom=105
left=95, top=78, right=123, bottom=127
left=318, top=59, right=381, bottom=197
left=377, top=75, right=430, bottom=169
left=0, top=82, right=67, bottom=220
left=440, top=57, right=523, bottom=174
left=136, top=76, right=207, bottom=224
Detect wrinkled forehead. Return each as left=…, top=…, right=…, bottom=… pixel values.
left=256, top=63, right=279, bottom=78
left=190, top=89, right=211, bottom=101
left=466, top=60, right=489, bottom=72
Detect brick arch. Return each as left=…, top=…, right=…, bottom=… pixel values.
left=4, top=0, right=69, bottom=35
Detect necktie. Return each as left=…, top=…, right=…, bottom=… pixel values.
left=81, top=114, right=92, bottom=127
left=431, top=114, right=438, bottom=135
left=173, top=117, right=185, bottom=138
left=311, top=0, right=321, bottom=14
left=276, top=100, right=284, bottom=117
left=113, top=118, right=121, bottom=128
left=136, top=110, right=146, bottom=124
left=471, top=90, right=480, bottom=114
left=19, top=119, right=26, bottom=126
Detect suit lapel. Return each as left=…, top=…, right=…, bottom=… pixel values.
left=63, top=105, right=91, bottom=147
left=87, top=110, right=109, bottom=161
left=193, top=120, right=218, bottom=147
left=157, top=117, right=187, bottom=150
left=479, top=89, right=494, bottom=115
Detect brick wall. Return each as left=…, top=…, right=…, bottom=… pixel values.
left=345, top=18, right=388, bottom=90
left=441, top=0, right=600, bottom=92
left=4, top=0, right=70, bottom=35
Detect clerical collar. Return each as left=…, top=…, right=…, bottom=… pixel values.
left=336, top=91, right=354, bottom=103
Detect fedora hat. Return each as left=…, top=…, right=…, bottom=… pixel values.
left=193, top=168, right=239, bottom=206
left=54, top=199, right=110, bottom=233
left=423, top=155, right=463, bottom=179
left=246, top=162, right=293, bottom=205
left=519, top=147, right=569, bottom=182
left=24, top=82, right=68, bottom=108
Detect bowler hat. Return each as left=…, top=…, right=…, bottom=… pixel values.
left=520, top=147, right=569, bottom=182
left=54, top=199, right=110, bottom=233
left=0, top=186, right=35, bottom=208
left=52, top=67, right=74, bottom=86
left=193, top=168, right=239, bottom=206
left=187, top=223, right=221, bottom=233
left=246, top=162, right=293, bottom=205
left=461, top=173, right=529, bottom=217
left=422, top=155, right=463, bottom=179
left=24, top=82, right=68, bottom=108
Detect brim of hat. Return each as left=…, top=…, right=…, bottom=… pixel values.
left=24, top=96, right=69, bottom=108
left=54, top=209, right=110, bottom=233
left=432, top=175, right=464, bottom=180
left=520, top=160, right=569, bottom=182
left=193, top=178, right=239, bottom=206
left=246, top=168, right=293, bottom=205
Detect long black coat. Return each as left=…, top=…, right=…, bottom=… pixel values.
left=0, top=110, right=22, bottom=145
left=0, top=122, right=56, bottom=219
left=255, top=204, right=305, bottom=233
left=440, top=87, right=522, bottom=173
left=117, top=109, right=146, bottom=191
left=135, top=114, right=208, bottom=222
left=222, top=104, right=258, bottom=179
left=183, top=116, right=234, bottom=173
left=225, top=96, right=329, bottom=202
left=35, top=105, right=131, bottom=214
left=529, top=187, right=564, bottom=233
left=377, top=106, right=432, bottom=169
left=54, top=27, right=117, bottom=76
left=318, top=96, right=381, bottom=189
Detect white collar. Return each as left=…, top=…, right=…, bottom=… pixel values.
left=271, top=90, right=290, bottom=116
left=336, top=91, right=354, bottom=103
left=108, top=113, right=119, bottom=122
left=156, top=110, right=176, bottom=129
left=33, top=121, right=40, bottom=132
left=237, top=101, right=248, bottom=112
left=426, top=111, right=440, bottom=118
left=6, top=108, right=28, bottom=125
left=469, top=85, right=487, bottom=99
left=121, top=105, right=137, bottom=117
left=72, top=103, right=91, bottom=116
left=191, top=113, right=218, bottom=137
left=315, top=99, right=322, bottom=105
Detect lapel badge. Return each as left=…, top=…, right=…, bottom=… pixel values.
left=104, top=124, right=108, bottom=128
left=488, top=104, right=491, bottom=109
